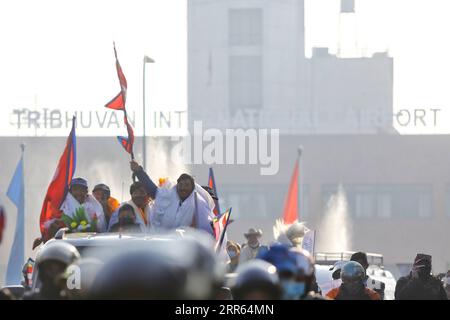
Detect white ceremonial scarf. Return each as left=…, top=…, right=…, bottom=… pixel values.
left=108, top=199, right=152, bottom=233
left=149, top=181, right=215, bottom=232
left=60, top=193, right=107, bottom=232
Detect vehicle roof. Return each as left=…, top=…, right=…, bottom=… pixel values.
left=48, top=232, right=177, bottom=247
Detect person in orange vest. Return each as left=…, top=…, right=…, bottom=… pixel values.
left=92, top=183, right=120, bottom=226
left=326, top=261, right=381, bottom=300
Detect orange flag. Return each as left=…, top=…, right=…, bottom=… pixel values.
left=282, top=159, right=299, bottom=224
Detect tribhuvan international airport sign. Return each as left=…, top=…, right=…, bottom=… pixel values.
left=1, top=106, right=443, bottom=136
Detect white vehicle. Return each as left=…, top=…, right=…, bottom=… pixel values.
left=314, top=251, right=397, bottom=300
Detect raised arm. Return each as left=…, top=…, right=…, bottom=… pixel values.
left=130, top=160, right=158, bottom=199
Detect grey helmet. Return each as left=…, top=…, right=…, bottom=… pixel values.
left=36, top=241, right=80, bottom=267
left=340, top=261, right=366, bottom=284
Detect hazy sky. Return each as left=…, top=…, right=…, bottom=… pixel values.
left=1, top=0, right=450, bottom=134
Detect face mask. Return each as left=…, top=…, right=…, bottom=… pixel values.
left=228, top=250, right=237, bottom=259
left=281, top=280, right=306, bottom=300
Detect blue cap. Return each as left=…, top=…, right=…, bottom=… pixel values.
left=70, top=177, right=88, bottom=189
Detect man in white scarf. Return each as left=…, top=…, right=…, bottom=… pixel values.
left=130, top=161, right=215, bottom=236
left=58, top=178, right=107, bottom=232
left=108, top=181, right=153, bottom=232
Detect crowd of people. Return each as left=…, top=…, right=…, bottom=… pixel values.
left=1, top=161, right=449, bottom=301
left=39, top=160, right=217, bottom=241
left=2, top=229, right=449, bottom=300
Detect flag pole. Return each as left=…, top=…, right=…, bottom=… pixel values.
left=297, top=146, right=303, bottom=220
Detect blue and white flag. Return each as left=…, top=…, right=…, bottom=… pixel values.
left=5, top=155, right=25, bottom=285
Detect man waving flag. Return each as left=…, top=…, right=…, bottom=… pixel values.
left=39, top=117, right=76, bottom=242
left=105, top=42, right=135, bottom=158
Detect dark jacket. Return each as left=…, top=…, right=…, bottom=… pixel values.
left=133, top=167, right=158, bottom=199
left=395, top=274, right=448, bottom=300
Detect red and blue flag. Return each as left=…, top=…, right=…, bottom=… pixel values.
left=39, top=117, right=76, bottom=241
left=105, top=43, right=135, bottom=156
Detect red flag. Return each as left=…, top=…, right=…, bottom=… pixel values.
left=105, top=92, right=125, bottom=111
left=105, top=43, right=127, bottom=111
left=0, top=205, right=5, bottom=244
left=208, top=167, right=220, bottom=216
left=39, top=117, right=76, bottom=241
left=105, top=43, right=135, bottom=157
left=282, top=159, right=299, bottom=224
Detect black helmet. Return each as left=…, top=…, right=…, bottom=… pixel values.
left=232, top=260, right=282, bottom=300
left=168, top=228, right=225, bottom=299
left=89, top=242, right=188, bottom=299
left=64, top=257, right=104, bottom=299
left=341, top=261, right=366, bottom=284
left=89, top=230, right=224, bottom=300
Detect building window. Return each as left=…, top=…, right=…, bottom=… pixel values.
left=355, top=192, right=375, bottom=218
left=391, top=186, right=432, bottom=218
left=321, top=184, right=431, bottom=219
left=229, top=55, right=262, bottom=115
left=377, top=193, right=392, bottom=219
left=229, top=8, right=262, bottom=46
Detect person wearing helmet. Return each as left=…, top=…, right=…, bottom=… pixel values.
left=287, top=247, right=325, bottom=300
left=231, top=260, right=282, bottom=300
left=176, top=229, right=226, bottom=299
left=327, top=260, right=346, bottom=293
left=350, top=251, right=385, bottom=299
left=326, top=261, right=381, bottom=300
left=23, top=241, right=80, bottom=300
left=89, top=246, right=188, bottom=299
left=63, top=257, right=104, bottom=300
left=258, top=244, right=323, bottom=300
left=239, top=228, right=264, bottom=265
left=92, top=183, right=120, bottom=226
left=90, top=229, right=224, bottom=300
